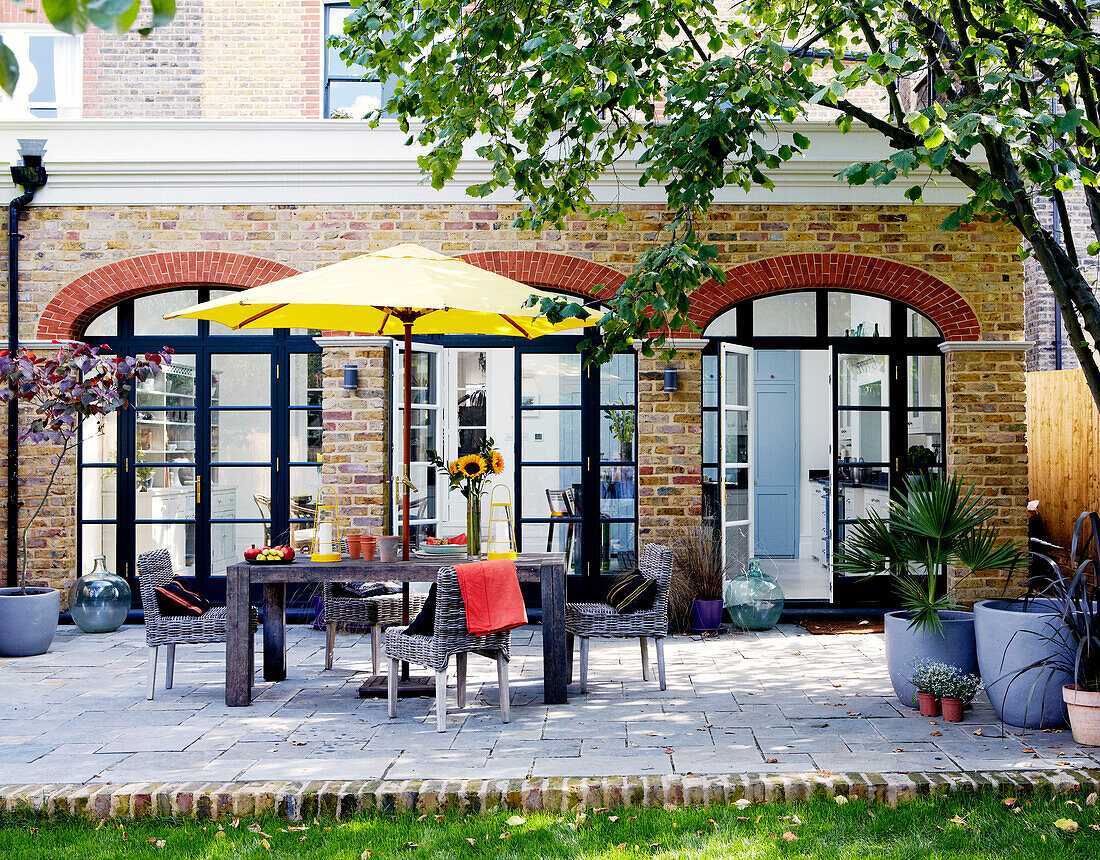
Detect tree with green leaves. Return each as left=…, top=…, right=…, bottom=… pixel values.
left=333, top=0, right=1100, bottom=404
left=1, top=1, right=175, bottom=97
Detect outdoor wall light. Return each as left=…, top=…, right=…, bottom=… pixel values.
left=342, top=364, right=358, bottom=391
left=663, top=365, right=678, bottom=392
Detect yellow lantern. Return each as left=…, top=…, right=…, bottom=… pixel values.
left=310, top=485, right=343, bottom=562
left=486, top=484, right=517, bottom=560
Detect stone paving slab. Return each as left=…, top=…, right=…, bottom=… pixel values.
left=2, top=623, right=1099, bottom=790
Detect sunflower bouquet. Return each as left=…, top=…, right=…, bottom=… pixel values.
left=426, top=437, right=504, bottom=557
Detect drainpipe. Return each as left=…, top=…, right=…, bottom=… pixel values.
left=7, top=139, right=48, bottom=587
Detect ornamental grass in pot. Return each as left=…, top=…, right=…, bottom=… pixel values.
left=0, top=343, right=171, bottom=657
left=670, top=527, right=726, bottom=633
left=836, top=472, right=1022, bottom=708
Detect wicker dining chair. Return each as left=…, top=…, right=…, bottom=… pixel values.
left=321, top=583, right=428, bottom=675
left=384, top=566, right=512, bottom=732
left=137, top=548, right=258, bottom=700
left=564, top=543, right=674, bottom=692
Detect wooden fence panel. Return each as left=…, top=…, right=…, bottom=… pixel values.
left=1027, top=369, right=1100, bottom=551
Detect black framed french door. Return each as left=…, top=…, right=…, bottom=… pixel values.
left=513, top=339, right=638, bottom=578
left=78, top=289, right=322, bottom=607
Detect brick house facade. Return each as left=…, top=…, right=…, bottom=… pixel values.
left=2, top=3, right=1029, bottom=609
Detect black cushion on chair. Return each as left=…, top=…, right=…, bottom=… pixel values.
left=605, top=570, right=656, bottom=614
left=153, top=576, right=211, bottom=617
left=404, top=583, right=437, bottom=635
left=331, top=581, right=401, bottom=599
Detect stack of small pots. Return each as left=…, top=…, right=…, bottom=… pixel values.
left=345, top=534, right=378, bottom=561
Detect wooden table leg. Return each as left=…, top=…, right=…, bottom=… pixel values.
left=540, top=562, right=568, bottom=705
left=262, top=582, right=287, bottom=682
left=225, top=565, right=252, bottom=707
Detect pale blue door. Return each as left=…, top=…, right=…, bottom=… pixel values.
left=753, top=350, right=799, bottom=558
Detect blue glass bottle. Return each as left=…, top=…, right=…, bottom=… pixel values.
left=68, top=556, right=131, bottom=633
left=724, top=558, right=784, bottom=631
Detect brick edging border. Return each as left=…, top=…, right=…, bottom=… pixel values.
left=3, top=770, right=1098, bottom=820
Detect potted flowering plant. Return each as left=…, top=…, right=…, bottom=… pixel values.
left=0, top=342, right=171, bottom=656
left=426, top=437, right=504, bottom=558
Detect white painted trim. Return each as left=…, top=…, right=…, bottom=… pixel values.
left=19, top=339, right=84, bottom=350
left=0, top=120, right=974, bottom=207
left=938, top=340, right=1033, bottom=353
left=313, top=335, right=393, bottom=349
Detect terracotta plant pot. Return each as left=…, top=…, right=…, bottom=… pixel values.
left=376, top=535, right=399, bottom=563
left=361, top=536, right=376, bottom=561
left=917, top=691, right=940, bottom=717
left=1063, top=685, right=1100, bottom=746
left=941, top=697, right=965, bottom=723
left=347, top=534, right=362, bottom=559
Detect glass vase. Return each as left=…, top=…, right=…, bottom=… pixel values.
left=466, top=495, right=482, bottom=559
left=68, top=556, right=131, bottom=634
left=724, top=557, right=784, bottom=631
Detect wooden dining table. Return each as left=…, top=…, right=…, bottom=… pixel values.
left=225, top=553, right=568, bottom=707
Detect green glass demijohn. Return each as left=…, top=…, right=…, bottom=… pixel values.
left=724, top=557, right=784, bottom=631
left=68, top=556, right=131, bottom=633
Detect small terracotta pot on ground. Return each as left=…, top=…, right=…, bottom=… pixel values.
left=917, top=691, right=940, bottom=717
left=1063, top=685, right=1100, bottom=746
left=361, top=536, right=376, bottom=561
left=347, top=534, right=362, bottom=559
left=941, top=697, right=965, bottom=722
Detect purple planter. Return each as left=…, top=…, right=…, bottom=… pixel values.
left=690, top=598, right=724, bottom=632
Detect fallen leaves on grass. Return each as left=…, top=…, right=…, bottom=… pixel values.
left=1003, top=798, right=1016, bottom=807
left=949, top=815, right=968, bottom=827
left=506, top=816, right=526, bottom=826
left=1087, top=792, right=1098, bottom=806
left=834, top=796, right=849, bottom=805
left=735, top=799, right=752, bottom=810
left=1054, top=818, right=1079, bottom=833
left=781, top=831, right=798, bottom=842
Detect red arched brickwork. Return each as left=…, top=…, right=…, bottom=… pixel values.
left=690, top=254, right=980, bottom=340
left=459, top=251, right=626, bottom=299
left=38, top=252, right=301, bottom=340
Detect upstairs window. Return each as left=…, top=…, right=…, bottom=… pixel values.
left=324, top=2, right=394, bottom=119
left=0, top=26, right=81, bottom=118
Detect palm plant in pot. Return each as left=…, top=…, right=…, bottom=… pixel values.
left=835, top=471, right=1022, bottom=708
left=0, top=343, right=171, bottom=657
left=670, top=526, right=726, bottom=633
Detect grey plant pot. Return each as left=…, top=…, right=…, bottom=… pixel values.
left=0, top=587, right=60, bottom=657
left=974, top=598, right=1072, bottom=729
left=884, top=610, right=977, bottom=708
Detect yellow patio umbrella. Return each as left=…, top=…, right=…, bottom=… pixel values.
left=167, top=243, right=594, bottom=562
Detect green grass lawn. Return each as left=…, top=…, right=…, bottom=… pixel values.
left=1, top=790, right=1098, bottom=860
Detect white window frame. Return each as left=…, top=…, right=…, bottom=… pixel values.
left=0, top=24, right=82, bottom=119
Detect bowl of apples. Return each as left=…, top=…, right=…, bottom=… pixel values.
left=244, top=544, right=296, bottom=564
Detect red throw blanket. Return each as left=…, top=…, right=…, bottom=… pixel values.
left=454, top=559, right=528, bottom=636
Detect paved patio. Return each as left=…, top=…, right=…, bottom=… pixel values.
left=2, top=622, right=1098, bottom=786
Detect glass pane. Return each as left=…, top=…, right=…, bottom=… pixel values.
left=601, top=407, right=635, bottom=462
left=136, top=410, right=196, bottom=469
left=724, top=466, right=749, bottom=523
left=827, top=293, right=891, bottom=337
left=82, top=524, right=116, bottom=578
left=290, top=467, right=323, bottom=512
left=212, top=354, right=271, bottom=407
left=724, top=410, right=749, bottom=465
left=208, top=289, right=272, bottom=335
left=210, top=467, right=271, bottom=520
left=838, top=481, right=892, bottom=521
left=134, top=290, right=198, bottom=335
left=81, top=467, right=117, bottom=519
left=83, top=306, right=117, bottom=338
left=600, top=353, right=635, bottom=405
left=723, top=351, right=749, bottom=406
left=753, top=293, right=816, bottom=336
left=705, top=307, right=736, bottom=337
left=521, top=354, right=581, bottom=406
left=407, top=462, right=437, bottom=522
left=27, top=36, right=57, bottom=102
left=703, top=354, right=718, bottom=408
left=136, top=522, right=197, bottom=576
left=136, top=353, right=197, bottom=408
left=81, top=412, right=117, bottom=462
left=837, top=354, right=888, bottom=406
left=522, top=521, right=578, bottom=556
left=703, top=411, right=718, bottom=464
left=456, top=350, right=487, bottom=453
left=907, top=411, right=943, bottom=464
left=602, top=521, right=636, bottom=572
left=837, top=410, right=889, bottom=465
left=290, top=353, right=324, bottom=407
left=521, top=466, right=582, bottom=521
left=396, top=350, right=437, bottom=404
left=211, top=522, right=268, bottom=578
left=290, top=410, right=323, bottom=463
left=458, top=428, right=487, bottom=454
left=328, top=79, right=394, bottom=119
left=135, top=478, right=195, bottom=519
left=211, top=411, right=271, bottom=462
left=394, top=407, right=438, bottom=462
left=725, top=522, right=749, bottom=577
left=907, top=308, right=941, bottom=337
left=600, top=466, right=636, bottom=515
left=326, top=5, right=366, bottom=73
left=521, top=409, right=581, bottom=461
left=908, top=355, right=942, bottom=408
